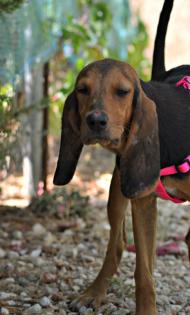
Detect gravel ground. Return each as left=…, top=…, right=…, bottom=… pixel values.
left=0, top=146, right=190, bottom=315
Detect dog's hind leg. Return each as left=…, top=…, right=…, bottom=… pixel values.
left=70, top=166, right=128, bottom=310
left=164, top=175, right=190, bottom=261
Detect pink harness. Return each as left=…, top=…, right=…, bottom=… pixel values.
left=155, top=76, right=190, bottom=203
left=155, top=155, right=190, bottom=203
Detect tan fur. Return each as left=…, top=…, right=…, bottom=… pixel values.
left=76, top=63, right=136, bottom=151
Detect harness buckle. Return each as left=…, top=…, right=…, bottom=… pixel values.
left=184, top=159, right=190, bottom=167
left=175, top=159, right=190, bottom=174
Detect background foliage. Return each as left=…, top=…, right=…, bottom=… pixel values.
left=0, top=0, right=150, bottom=170
left=0, top=86, right=18, bottom=170
left=0, top=0, right=25, bottom=13
left=50, top=0, right=150, bottom=134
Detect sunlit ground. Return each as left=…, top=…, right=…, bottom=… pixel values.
left=0, top=145, right=114, bottom=208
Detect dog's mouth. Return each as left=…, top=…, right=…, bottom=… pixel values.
left=83, top=134, right=120, bottom=147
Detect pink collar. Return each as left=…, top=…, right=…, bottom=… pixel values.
left=155, top=155, right=190, bottom=203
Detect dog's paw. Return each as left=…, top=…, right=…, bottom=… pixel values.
left=70, top=288, right=106, bottom=310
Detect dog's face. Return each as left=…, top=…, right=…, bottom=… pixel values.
left=54, top=59, right=160, bottom=199
left=75, top=59, right=137, bottom=150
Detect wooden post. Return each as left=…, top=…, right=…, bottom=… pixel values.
left=22, top=65, right=43, bottom=198
left=41, top=62, right=49, bottom=191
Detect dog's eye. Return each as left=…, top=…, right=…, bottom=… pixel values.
left=77, top=86, right=89, bottom=95
left=115, top=89, right=129, bottom=97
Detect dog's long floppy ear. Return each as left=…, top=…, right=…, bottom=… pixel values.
left=119, top=84, right=160, bottom=199
left=53, top=92, right=83, bottom=185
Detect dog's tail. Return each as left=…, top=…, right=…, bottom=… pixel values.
left=151, top=0, right=174, bottom=80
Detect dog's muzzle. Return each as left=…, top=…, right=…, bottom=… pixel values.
left=86, top=110, right=108, bottom=132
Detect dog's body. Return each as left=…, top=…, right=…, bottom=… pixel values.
left=54, top=0, right=190, bottom=314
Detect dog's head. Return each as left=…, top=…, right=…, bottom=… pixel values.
left=53, top=59, right=160, bottom=199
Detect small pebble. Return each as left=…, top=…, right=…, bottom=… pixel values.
left=112, top=310, right=128, bottom=315
left=0, top=248, right=6, bottom=258
left=12, top=230, right=23, bottom=239
left=24, top=303, right=42, bottom=314
left=44, top=232, right=55, bottom=245
left=79, top=306, right=94, bottom=315
left=23, top=304, right=31, bottom=308
left=0, top=307, right=9, bottom=315
left=6, top=300, right=16, bottom=306
left=51, top=292, right=64, bottom=302
left=3, top=277, right=15, bottom=284
left=39, top=296, right=51, bottom=307
left=79, top=306, right=88, bottom=314
left=73, top=285, right=80, bottom=292
left=32, top=223, right=47, bottom=236
left=31, top=257, right=44, bottom=267
left=0, top=292, right=16, bottom=299
left=30, top=248, right=42, bottom=257
left=7, top=251, right=19, bottom=258
left=82, top=255, right=95, bottom=263
left=42, top=272, right=57, bottom=284
left=20, top=291, right=28, bottom=297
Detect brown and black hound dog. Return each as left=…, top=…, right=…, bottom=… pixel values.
left=54, top=0, right=190, bottom=314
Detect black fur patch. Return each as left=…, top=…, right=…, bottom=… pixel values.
left=141, top=80, right=190, bottom=169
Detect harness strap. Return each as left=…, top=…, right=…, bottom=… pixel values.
left=176, top=76, right=190, bottom=90
left=156, top=180, right=185, bottom=203
left=160, top=155, right=190, bottom=176
left=155, top=155, right=190, bottom=203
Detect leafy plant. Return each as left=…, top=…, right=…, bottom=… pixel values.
left=0, top=85, right=18, bottom=170
left=61, top=0, right=112, bottom=92
left=29, top=188, right=90, bottom=219
left=128, top=17, right=150, bottom=80
left=0, top=0, right=26, bottom=13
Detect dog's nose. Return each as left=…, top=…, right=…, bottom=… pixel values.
left=86, top=111, right=108, bottom=131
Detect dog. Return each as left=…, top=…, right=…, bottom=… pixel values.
left=54, top=0, right=190, bottom=314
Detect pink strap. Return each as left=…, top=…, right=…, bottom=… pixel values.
left=176, top=76, right=190, bottom=90
left=155, top=180, right=185, bottom=204
left=155, top=155, right=190, bottom=203
left=160, top=155, right=190, bottom=176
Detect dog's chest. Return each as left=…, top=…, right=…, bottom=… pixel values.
left=160, top=177, right=188, bottom=201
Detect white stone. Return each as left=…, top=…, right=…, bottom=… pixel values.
left=39, top=296, right=51, bottom=307
left=13, top=230, right=23, bottom=239
left=32, top=223, right=46, bottom=236
left=0, top=307, right=9, bottom=315
left=30, top=248, right=42, bottom=257
left=0, top=248, right=6, bottom=258
left=0, top=292, right=16, bottom=299
left=7, top=251, right=19, bottom=258
left=24, top=303, right=42, bottom=314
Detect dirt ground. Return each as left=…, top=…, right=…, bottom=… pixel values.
left=0, top=145, right=190, bottom=315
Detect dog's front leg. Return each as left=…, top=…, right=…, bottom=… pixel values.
left=131, top=195, right=157, bottom=315
left=71, top=166, right=128, bottom=310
